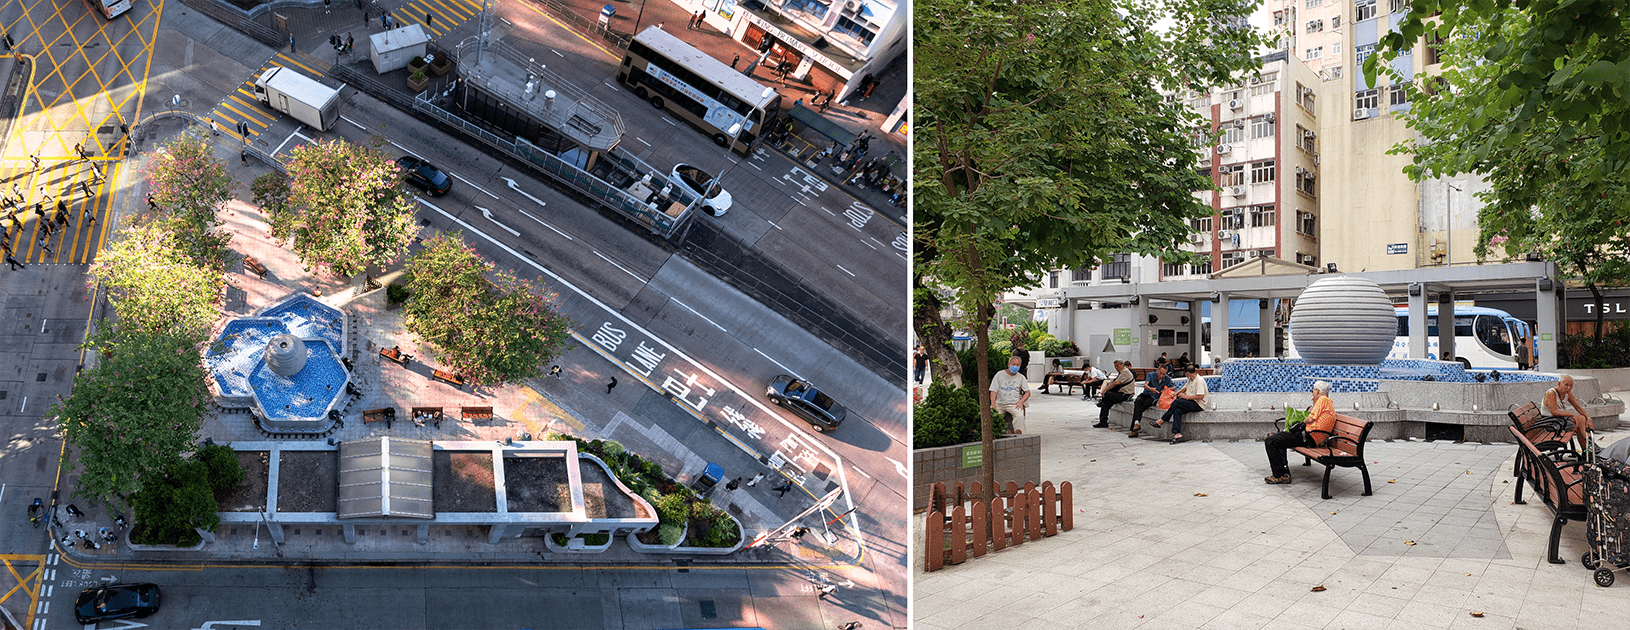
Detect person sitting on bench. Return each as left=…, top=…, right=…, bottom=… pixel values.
left=1093, top=360, right=1135, bottom=428
left=1127, top=363, right=1175, bottom=438
left=1078, top=361, right=1108, bottom=400
left=1262, top=380, right=1337, bottom=484
left=1543, top=375, right=1594, bottom=450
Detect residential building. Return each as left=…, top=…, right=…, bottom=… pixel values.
left=706, top=0, right=907, bottom=103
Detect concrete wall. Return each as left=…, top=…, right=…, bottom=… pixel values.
left=912, top=435, right=1040, bottom=513
left=1562, top=368, right=1630, bottom=394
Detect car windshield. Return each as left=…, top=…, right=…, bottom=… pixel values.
left=784, top=379, right=810, bottom=394
left=676, top=166, right=717, bottom=195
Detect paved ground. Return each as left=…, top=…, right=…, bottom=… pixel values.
left=913, top=389, right=1630, bottom=630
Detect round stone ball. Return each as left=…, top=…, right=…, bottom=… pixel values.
left=1289, top=276, right=1395, bottom=365
left=265, top=333, right=309, bottom=376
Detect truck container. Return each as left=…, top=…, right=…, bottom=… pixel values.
left=254, top=67, right=342, bottom=131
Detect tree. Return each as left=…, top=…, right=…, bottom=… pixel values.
left=146, top=129, right=234, bottom=271
left=88, top=218, right=225, bottom=341
left=914, top=0, right=1262, bottom=501
left=1373, top=2, right=1630, bottom=340
left=53, top=328, right=212, bottom=512
left=271, top=138, right=421, bottom=278
left=402, top=234, right=573, bottom=387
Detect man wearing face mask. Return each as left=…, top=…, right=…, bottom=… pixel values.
left=989, top=356, right=1031, bottom=434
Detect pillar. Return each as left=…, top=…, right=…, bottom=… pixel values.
left=1437, top=290, right=1456, bottom=362
left=1408, top=284, right=1428, bottom=359
left=1258, top=299, right=1276, bottom=358
left=1189, top=300, right=1204, bottom=364
left=1536, top=279, right=1559, bottom=372
left=417, top=523, right=429, bottom=544
left=1211, top=293, right=1229, bottom=365
left=343, top=523, right=357, bottom=544
left=1133, top=295, right=1149, bottom=366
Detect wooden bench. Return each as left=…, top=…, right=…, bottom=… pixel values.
left=462, top=406, right=493, bottom=422
left=411, top=407, right=444, bottom=428
left=432, top=370, right=464, bottom=389
left=1508, top=401, right=1579, bottom=455
left=363, top=407, right=395, bottom=428
left=1508, top=426, right=1588, bottom=564
left=1291, top=412, right=1375, bottom=500
left=379, top=346, right=411, bottom=366
left=1041, top=371, right=1098, bottom=396
left=242, top=255, right=267, bottom=278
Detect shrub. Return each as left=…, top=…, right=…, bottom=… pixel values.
left=196, top=444, right=244, bottom=495
left=581, top=533, right=610, bottom=545
left=655, top=493, right=689, bottom=525
left=957, top=345, right=1012, bottom=387
left=913, top=382, right=1006, bottom=449
left=658, top=522, right=685, bottom=545
left=129, top=460, right=219, bottom=546
left=600, top=440, right=625, bottom=461
left=1560, top=324, right=1630, bottom=369
left=386, top=283, right=411, bottom=304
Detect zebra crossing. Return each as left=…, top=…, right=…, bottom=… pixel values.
left=0, top=160, right=117, bottom=265
left=202, top=53, right=333, bottom=143
left=381, top=0, right=485, bottom=38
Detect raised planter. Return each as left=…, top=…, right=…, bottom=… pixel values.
left=429, top=56, right=454, bottom=77
left=627, top=524, right=687, bottom=553
left=667, top=519, right=744, bottom=555
left=406, top=72, right=429, bottom=93
left=912, top=434, right=1042, bottom=513
left=544, top=532, right=614, bottom=554
left=122, top=526, right=209, bottom=552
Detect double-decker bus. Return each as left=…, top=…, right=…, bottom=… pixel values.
left=618, top=26, right=782, bottom=155
left=84, top=0, right=133, bottom=19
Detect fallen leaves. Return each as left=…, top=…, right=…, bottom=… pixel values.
left=1470, top=612, right=1485, bottom=618
left=1388, top=479, right=1397, bottom=483
left=1310, top=585, right=1327, bottom=592
left=1194, top=492, right=1208, bottom=497
left=1405, top=540, right=1417, bottom=546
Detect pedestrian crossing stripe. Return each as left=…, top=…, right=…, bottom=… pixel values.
left=205, top=59, right=331, bottom=142
left=0, top=162, right=116, bottom=264
left=387, top=0, right=484, bottom=38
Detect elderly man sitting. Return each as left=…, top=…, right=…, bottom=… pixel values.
left=1262, top=380, right=1337, bottom=484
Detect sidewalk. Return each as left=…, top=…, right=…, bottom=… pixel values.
left=914, top=387, right=1629, bottom=629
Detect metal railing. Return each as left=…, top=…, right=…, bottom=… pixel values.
left=455, top=39, right=626, bottom=150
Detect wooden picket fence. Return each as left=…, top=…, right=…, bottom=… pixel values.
left=923, top=479, right=1073, bottom=572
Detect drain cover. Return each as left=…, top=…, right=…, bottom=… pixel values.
left=698, top=601, right=716, bottom=619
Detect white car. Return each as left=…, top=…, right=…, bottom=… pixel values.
left=670, top=164, right=733, bottom=216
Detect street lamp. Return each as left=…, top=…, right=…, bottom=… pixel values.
left=1445, top=182, right=1461, bottom=266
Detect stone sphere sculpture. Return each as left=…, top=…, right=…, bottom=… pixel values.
left=1289, top=276, right=1396, bottom=365
left=265, top=334, right=308, bottom=376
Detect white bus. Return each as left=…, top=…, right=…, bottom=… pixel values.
left=618, top=26, right=782, bottom=155
left=84, top=0, right=133, bottom=19
left=1387, top=305, right=1532, bottom=369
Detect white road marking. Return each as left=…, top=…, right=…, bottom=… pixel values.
left=193, top=621, right=263, bottom=629
left=860, top=239, right=876, bottom=250
left=552, top=50, right=564, bottom=58
left=851, top=466, right=872, bottom=479
left=835, top=264, right=855, bottom=277
left=449, top=172, right=499, bottom=199
left=594, top=251, right=646, bottom=282
left=749, top=162, right=763, bottom=171
left=637, top=137, right=651, bottom=146
left=271, top=129, right=305, bottom=156
left=821, top=207, right=834, bottom=215
left=43, top=584, right=50, bottom=597
left=671, top=298, right=727, bottom=332
left=499, top=176, right=548, bottom=207
left=342, top=115, right=368, bottom=131
left=767, top=220, right=781, bottom=230
left=516, top=208, right=572, bottom=240
left=753, top=348, right=797, bottom=377
left=475, top=207, right=520, bottom=236
left=896, top=252, right=908, bottom=261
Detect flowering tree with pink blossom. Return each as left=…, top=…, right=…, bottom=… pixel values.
left=146, top=129, right=234, bottom=271
left=402, top=234, right=572, bottom=388
left=89, top=217, right=225, bottom=342
left=52, top=327, right=211, bottom=512
left=270, top=138, right=420, bottom=278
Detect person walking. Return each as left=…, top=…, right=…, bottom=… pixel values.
left=5, top=253, right=22, bottom=270
left=817, top=584, right=838, bottom=600
left=82, top=206, right=95, bottom=227
left=725, top=477, right=742, bottom=491
left=1516, top=337, right=1531, bottom=370
left=147, top=194, right=157, bottom=210
left=549, top=365, right=563, bottom=379
left=912, top=344, right=928, bottom=384
left=746, top=473, right=764, bottom=487
left=606, top=376, right=617, bottom=394
left=37, top=236, right=52, bottom=256
left=772, top=482, right=793, bottom=498
left=731, top=53, right=740, bottom=69
left=210, top=118, right=219, bottom=136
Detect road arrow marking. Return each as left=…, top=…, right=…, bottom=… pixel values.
left=194, top=622, right=262, bottom=630
left=475, top=206, right=520, bottom=236
left=500, top=177, right=547, bottom=207
left=99, top=620, right=146, bottom=629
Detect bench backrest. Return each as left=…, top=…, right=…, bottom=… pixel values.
left=1508, top=402, right=1543, bottom=431
left=1508, top=426, right=1580, bottom=511
left=1326, top=413, right=1373, bottom=457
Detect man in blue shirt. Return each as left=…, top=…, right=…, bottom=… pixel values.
left=1127, top=363, right=1175, bottom=438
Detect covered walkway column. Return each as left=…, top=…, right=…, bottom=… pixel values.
left=1211, top=293, right=1229, bottom=365
left=1189, top=299, right=1204, bottom=363
left=1258, top=299, right=1276, bottom=358
left=1408, top=283, right=1428, bottom=359
left=1537, top=279, right=1559, bottom=372
left=1437, top=290, right=1456, bottom=362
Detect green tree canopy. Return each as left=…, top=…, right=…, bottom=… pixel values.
left=272, top=138, right=421, bottom=278
left=402, top=234, right=573, bottom=388
left=146, top=129, right=234, bottom=271
left=88, top=218, right=225, bottom=341
left=1373, top=1, right=1630, bottom=337
left=53, top=328, right=212, bottom=512
left=915, top=0, right=1263, bottom=498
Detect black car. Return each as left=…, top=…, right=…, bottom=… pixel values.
left=766, top=374, right=847, bottom=431
left=397, top=155, right=452, bottom=196
left=75, top=583, right=160, bottom=625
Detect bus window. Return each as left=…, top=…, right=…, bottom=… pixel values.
left=1475, top=315, right=1512, bottom=356
left=1396, top=316, right=1408, bottom=336
left=1424, top=316, right=1473, bottom=337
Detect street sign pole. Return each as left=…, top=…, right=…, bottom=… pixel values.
left=746, top=487, right=843, bottom=549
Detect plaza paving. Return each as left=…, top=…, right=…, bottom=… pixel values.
left=913, top=388, right=1630, bottom=629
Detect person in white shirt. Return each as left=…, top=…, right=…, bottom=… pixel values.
left=1154, top=365, right=1206, bottom=443
left=1080, top=362, right=1109, bottom=400
left=989, top=356, right=1031, bottom=434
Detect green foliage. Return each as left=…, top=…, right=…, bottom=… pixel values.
left=275, top=139, right=421, bottom=278
left=251, top=172, right=291, bottom=217
left=1560, top=324, right=1630, bottom=369
left=655, top=492, right=690, bottom=525
left=89, top=220, right=225, bottom=341
left=913, top=382, right=1004, bottom=448
left=657, top=522, right=685, bottom=546
left=386, top=282, right=411, bottom=304
left=957, top=345, right=1011, bottom=389
left=402, top=234, right=573, bottom=388
left=581, top=533, right=610, bottom=545
left=600, top=440, right=625, bottom=461
left=129, top=458, right=220, bottom=546
left=55, top=328, right=212, bottom=512
left=686, top=501, right=741, bottom=548
left=196, top=444, right=245, bottom=494
left=146, top=129, right=235, bottom=271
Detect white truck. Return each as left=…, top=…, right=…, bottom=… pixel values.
left=253, top=67, right=342, bottom=131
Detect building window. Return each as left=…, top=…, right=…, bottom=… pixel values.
left=1273, top=11, right=1285, bottom=26
left=1297, top=252, right=1318, bottom=266
left=1332, top=15, right=1341, bottom=28
left=1305, top=46, right=1324, bottom=61
left=1250, top=116, right=1274, bottom=138
left=1306, top=20, right=1324, bottom=33
left=1256, top=248, right=1275, bottom=259
left=1391, top=0, right=1410, bottom=13
left=1356, top=43, right=1375, bottom=68
left=1300, top=212, right=1318, bottom=235
left=1390, top=83, right=1409, bottom=106
left=1251, top=205, right=1276, bottom=228
left=1251, top=160, right=1276, bottom=184
left=1426, top=33, right=1445, bottom=64
left=1220, top=251, right=1245, bottom=269
left=1298, top=82, right=1316, bottom=111
left=1250, top=83, right=1274, bottom=96
left=1100, top=254, right=1132, bottom=281
left=1163, top=261, right=1186, bottom=278
left=1194, top=255, right=1214, bottom=275
left=1049, top=271, right=1059, bottom=289
left=1300, top=127, right=1317, bottom=152
left=1220, top=126, right=1244, bottom=144
left=1355, top=88, right=1379, bottom=111
left=1220, top=207, right=1245, bottom=230
left=1333, top=41, right=1342, bottom=54
left=1306, top=0, right=1323, bottom=7
left=1357, top=0, right=1378, bottom=21
left=1297, top=171, right=1318, bottom=197
left=1219, top=165, right=1245, bottom=187
left=1072, top=267, right=1091, bottom=283
left=1191, top=217, right=1213, bottom=233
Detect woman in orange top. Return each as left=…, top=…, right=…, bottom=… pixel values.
left=1263, top=380, right=1337, bottom=484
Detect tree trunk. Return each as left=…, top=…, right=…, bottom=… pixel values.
left=913, top=284, right=964, bottom=388
left=1589, top=283, right=1605, bottom=343
left=968, top=244, right=996, bottom=508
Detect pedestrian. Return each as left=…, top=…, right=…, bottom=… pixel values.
left=912, top=344, right=928, bottom=384
left=731, top=53, right=740, bottom=69
left=241, top=150, right=248, bottom=165
left=426, top=12, right=433, bottom=28
left=549, top=365, right=562, bottom=379
left=347, top=33, right=354, bottom=51
left=772, top=482, right=793, bottom=498
left=790, top=526, right=808, bottom=541
left=746, top=473, right=764, bottom=487
left=2, top=32, right=10, bottom=51
left=147, top=194, right=157, bottom=209
left=657, top=22, right=664, bottom=30
left=606, top=376, right=617, bottom=394
left=79, top=180, right=90, bottom=196
left=989, top=355, right=1030, bottom=434
left=725, top=476, right=742, bottom=491
left=37, top=236, right=52, bottom=255
left=90, top=165, right=102, bottom=183
left=55, top=208, right=68, bottom=228
left=82, top=207, right=94, bottom=226
left=75, top=529, right=89, bottom=541
left=290, top=35, right=297, bottom=52
left=840, top=623, right=864, bottom=630
left=58, top=536, right=73, bottom=550
left=210, top=118, right=219, bottom=136
left=73, top=143, right=82, bottom=159
left=1516, top=336, right=1531, bottom=370
left=5, top=254, right=22, bottom=270
left=818, top=584, right=837, bottom=599
left=10, top=183, right=19, bottom=199
left=383, top=11, right=391, bottom=29
left=862, top=78, right=878, bottom=99
left=55, top=199, right=65, bottom=215
left=114, top=514, right=126, bottom=528
left=323, top=0, right=330, bottom=13
left=30, top=153, right=39, bottom=171
left=66, top=506, right=84, bottom=519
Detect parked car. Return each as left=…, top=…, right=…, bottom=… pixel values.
left=670, top=163, right=733, bottom=216
left=766, top=375, right=847, bottom=431
left=397, top=155, right=453, bottom=196
left=75, top=583, right=160, bottom=625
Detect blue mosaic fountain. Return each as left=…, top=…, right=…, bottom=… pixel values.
left=205, top=293, right=351, bottom=432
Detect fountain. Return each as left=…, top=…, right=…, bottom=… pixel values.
left=204, top=293, right=352, bottom=433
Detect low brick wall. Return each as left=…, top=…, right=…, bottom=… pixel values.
left=913, top=435, right=1040, bottom=513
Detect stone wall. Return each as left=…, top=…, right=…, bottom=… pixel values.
left=912, top=435, right=1040, bottom=513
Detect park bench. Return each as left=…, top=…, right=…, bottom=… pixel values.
left=379, top=346, right=411, bottom=366
left=1509, top=425, right=1588, bottom=564
left=1041, top=371, right=1095, bottom=396
left=462, top=406, right=493, bottom=423
left=411, top=407, right=444, bottom=429
left=242, top=255, right=267, bottom=278
left=432, top=370, right=464, bottom=389
left=1508, top=401, right=1580, bottom=456
left=363, top=407, right=395, bottom=428
left=1286, top=412, right=1375, bottom=500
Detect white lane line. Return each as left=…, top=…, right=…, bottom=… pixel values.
left=896, top=252, right=907, bottom=261
left=553, top=50, right=565, bottom=58
left=767, top=220, right=781, bottom=230
left=749, top=162, right=763, bottom=171
left=342, top=115, right=368, bottom=131
left=271, top=129, right=304, bottom=156
left=415, top=198, right=862, bottom=554
left=43, top=584, right=49, bottom=597
left=387, top=140, right=423, bottom=160
left=860, top=238, right=876, bottom=250
left=670, top=298, right=727, bottom=332
left=835, top=264, right=855, bottom=277
left=594, top=251, right=646, bottom=283
left=753, top=348, right=797, bottom=377
left=794, top=197, right=807, bottom=207
left=516, top=208, right=572, bottom=240
left=821, top=207, right=834, bottom=215
left=870, top=237, right=885, bottom=247
left=637, top=137, right=651, bottom=146
left=449, top=172, right=500, bottom=199
left=851, top=465, right=872, bottom=479
left=476, top=207, right=520, bottom=236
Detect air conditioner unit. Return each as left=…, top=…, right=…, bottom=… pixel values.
left=1303, top=130, right=1316, bottom=139
left=1295, top=166, right=1306, bottom=174
left=1216, top=144, right=1231, bottom=154
left=1228, top=99, right=1242, bottom=109
left=1218, top=230, right=1233, bottom=240
left=1190, top=233, right=1205, bottom=243
left=1229, top=186, right=1246, bottom=196
left=1250, top=76, right=1262, bottom=84
left=1353, top=110, right=1370, bottom=120
left=1234, top=119, right=1246, bottom=130
left=1264, top=113, right=1275, bottom=123
left=1313, top=154, right=1321, bottom=165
